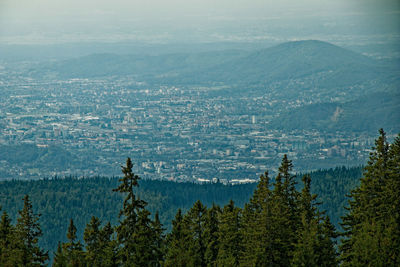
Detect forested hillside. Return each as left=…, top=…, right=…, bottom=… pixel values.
left=270, top=91, right=400, bottom=133
left=0, top=165, right=361, bottom=258
left=0, top=130, right=398, bottom=266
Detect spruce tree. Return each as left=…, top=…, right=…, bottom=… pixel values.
left=113, top=157, right=161, bottom=265
left=204, top=204, right=221, bottom=267
left=83, top=216, right=118, bottom=266
left=151, top=212, right=165, bottom=267
left=165, top=209, right=190, bottom=267
left=14, top=195, right=49, bottom=266
left=62, top=218, right=85, bottom=266
left=291, top=175, right=319, bottom=266
left=53, top=242, right=67, bottom=267
left=340, top=130, right=400, bottom=266
left=98, top=222, right=119, bottom=267
left=83, top=216, right=102, bottom=265
left=292, top=175, right=338, bottom=267
left=240, top=171, right=274, bottom=266
left=0, top=211, right=16, bottom=266
left=216, top=200, right=242, bottom=267
left=183, top=200, right=208, bottom=267
left=268, top=156, right=298, bottom=266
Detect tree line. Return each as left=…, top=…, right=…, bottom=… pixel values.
left=0, top=129, right=399, bottom=266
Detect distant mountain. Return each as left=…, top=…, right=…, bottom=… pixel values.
left=34, top=40, right=398, bottom=89
left=34, top=49, right=248, bottom=79
left=182, top=40, right=399, bottom=89
left=269, top=91, right=400, bottom=134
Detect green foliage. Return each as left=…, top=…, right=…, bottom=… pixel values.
left=15, top=195, right=49, bottom=266
left=269, top=91, right=400, bottom=133
left=0, top=195, right=48, bottom=266
left=0, top=175, right=257, bottom=256
left=61, top=219, right=85, bottom=266
left=3, top=133, right=398, bottom=266
left=164, top=209, right=189, bottom=267
left=113, top=157, right=162, bottom=266
left=216, top=200, right=242, bottom=267
left=0, top=211, right=16, bottom=265
left=340, top=130, right=400, bottom=266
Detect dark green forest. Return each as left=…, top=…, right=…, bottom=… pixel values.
left=0, top=130, right=399, bottom=266
left=0, top=165, right=362, bottom=258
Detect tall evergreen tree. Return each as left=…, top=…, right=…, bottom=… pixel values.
left=0, top=211, right=16, bottom=266
left=14, top=195, right=49, bottom=266
left=165, top=209, right=190, bottom=267
left=52, top=242, right=67, bottom=267
left=216, top=200, right=242, bottom=267
left=240, top=171, right=274, bottom=266
left=183, top=200, right=208, bottom=267
left=268, top=155, right=299, bottom=266
left=204, top=204, right=221, bottom=267
left=62, top=218, right=85, bottom=267
left=83, top=216, right=118, bottom=266
left=83, top=216, right=102, bottom=265
left=292, top=175, right=319, bottom=266
left=151, top=212, right=165, bottom=267
left=113, top=157, right=161, bottom=266
left=340, top=130, right=400, bottom=266
left=292, top=175, right=338, bottom=267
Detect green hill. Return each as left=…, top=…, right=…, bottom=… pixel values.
left=0, top=166, right=362, bottom=256
left=269, top=91, right=400, bottom=134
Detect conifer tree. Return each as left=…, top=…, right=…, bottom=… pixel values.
left=240, top=171, right=274, bottom=266
left=292, top=175, right=338, bottom=266
left=268, top=156, right=298, bottom=266
left=165, top=209, right=190, bottom=267
left=204, top=204, right=221, bottom=267
left=292, top=175, right=319, bottom=266
left=151, top=212, right=165, bottom=266
left=216, top=200, right=242, bottom=267
left=14, top=195, right=49, bottom=266
left=316, top=216, right=338, bottom=266
left=0, top=211, right=16, bottom=265
left=113, top=157, right=161, bottom=265
left=83, top=216, right=102, bottom=265
left=340, top=130, right=400, bottom=266
left=183, top=200, right=208, bottom=267
left=53, top=242, right=67, bottom=267
left=98, top=222, right=119, bottom=267
left=62, top=218, right=85, bottom=266
left=83, top=216, right=118, bottom=266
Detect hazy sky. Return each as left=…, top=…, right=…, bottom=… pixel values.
left=1, top=0, right=399, bottom=44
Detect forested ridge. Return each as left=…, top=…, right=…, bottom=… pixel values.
left=0, top=130, right=398, bottom=266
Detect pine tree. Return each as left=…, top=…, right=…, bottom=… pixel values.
left=14, top=195, right=49, bottom=266
left=62, top=218, right=85, bottom=266
left=204, top=204, right=221, bottom=267
left=0, top=211, right=16, bottom=266
left=53, top=242, right=67, bottom=267
left=83, top=216, right=118, bottom=266
left=340, top=130, right=400, bottom=266
left=292, top=175, right=319, bottom=266
left=184, top=200, right=208, bottom=267
left=98, top=222, right=119, bottom=267
left=113, top=157, right=161, bottom=265
left=240, top=171, right=274, bottom=266
left=151, top=212, right=165, bottom=267
left=165, top=209, right=190, bottom=267
left=216, top=200, right=242, bottom=267
left=268, top=156, right=299, bottom=266
left=316, top=216, right=338, bottom=266
left=292, top=175, right=338, bottom=267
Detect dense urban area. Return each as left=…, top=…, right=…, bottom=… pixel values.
left=0, top=72, right=383, bottom=181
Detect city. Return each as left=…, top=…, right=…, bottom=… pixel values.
left=0, top=73, right=382, bottom=182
